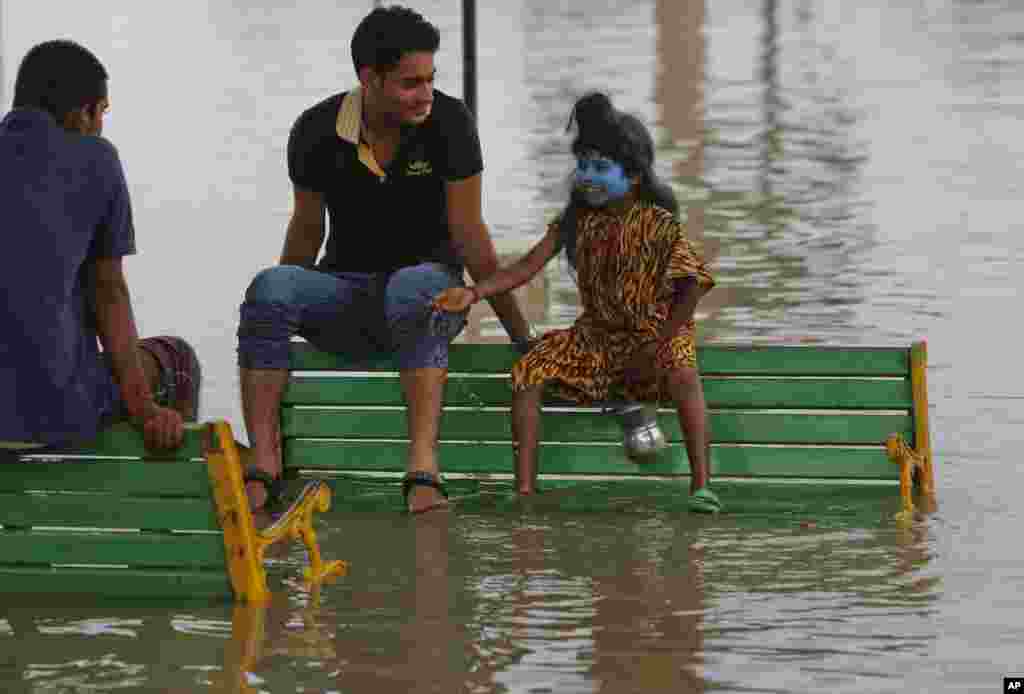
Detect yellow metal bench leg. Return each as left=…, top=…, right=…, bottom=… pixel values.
left=206, top=421, right=346, bottom=602
left=253, top=481, right=348, bottom=587
left=886, top=433, right=926, bottom=522
left=207, top=421, right=272, bottom=603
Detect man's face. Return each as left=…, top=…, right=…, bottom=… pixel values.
left=365, top=51, right=435, bottom=126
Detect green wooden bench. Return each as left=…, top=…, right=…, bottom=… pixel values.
left=282, top=340, right=934, bottom=516
left=0, top=421, right=345, bottom=602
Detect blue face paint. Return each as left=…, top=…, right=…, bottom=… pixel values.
left=573, top=155, right=632, bottom=207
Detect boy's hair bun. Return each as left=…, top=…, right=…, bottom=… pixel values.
left=567, top=91, right=618, bottom=137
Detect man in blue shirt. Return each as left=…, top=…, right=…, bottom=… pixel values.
left=1, top=40, right=201, bottom=454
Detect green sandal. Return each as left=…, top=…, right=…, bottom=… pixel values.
left=688, top=487, right=723, bottom=514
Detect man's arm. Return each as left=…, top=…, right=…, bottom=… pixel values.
left=446, top=173, right=532, bottom=343
left=86, top=257, right=182, bottom=449
left=279, top=186, right=326, bottom=267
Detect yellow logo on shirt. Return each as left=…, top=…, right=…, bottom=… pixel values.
left=405, top=160, right=433, bottom=176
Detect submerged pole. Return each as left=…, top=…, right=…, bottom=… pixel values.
left=462, top=0, right=477, bottom=120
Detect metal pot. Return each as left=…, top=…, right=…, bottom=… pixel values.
left=609, top=402, right=667, bottom=461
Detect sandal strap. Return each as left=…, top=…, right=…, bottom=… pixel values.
left=244, top=465, right=284, bottom=506
left=402, top=471, right=448, bottom=502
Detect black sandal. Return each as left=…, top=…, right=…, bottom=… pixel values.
left=402, top=471, right=449, bottom=514
left=244, top=465, right=284, bottom=510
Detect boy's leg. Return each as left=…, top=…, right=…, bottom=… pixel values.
left=237, top=265, right=378, bottom=509
left=663, top=366, right=711, bottom=494
left=383, top=263, right=466, bottom=513
left=511, top=384, right=545, bottom=494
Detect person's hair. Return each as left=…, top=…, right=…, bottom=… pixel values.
left=557, top=92, right=678, bottom=269
left=12, top=39, right=109, bottom=123
left=351, top=5, right=441, bottom=76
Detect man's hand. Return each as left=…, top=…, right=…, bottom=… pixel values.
left=133, top=401, right=185, bottom=450
left=433, top=287, right=476, bottom=313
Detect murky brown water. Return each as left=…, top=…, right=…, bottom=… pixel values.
left=2, top=1, right=1023, bottom=692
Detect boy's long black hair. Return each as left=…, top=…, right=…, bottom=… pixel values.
left=557, top=92, right=679, bottom=269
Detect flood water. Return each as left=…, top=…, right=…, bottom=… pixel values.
left=2, top=1, right=1023, bottom=692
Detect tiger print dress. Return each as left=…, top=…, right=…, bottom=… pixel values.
left=510, top=201, right=715, bottom=404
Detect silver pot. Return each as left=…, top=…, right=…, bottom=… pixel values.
left=609, top=402, right=667, bottom=461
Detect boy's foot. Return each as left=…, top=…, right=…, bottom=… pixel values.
left=688, top=486, right=723, bottom=514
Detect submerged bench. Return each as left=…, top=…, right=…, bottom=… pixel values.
left=283, top=341, right=934, bottom=515
left=0, top=421, right=345, bottom=602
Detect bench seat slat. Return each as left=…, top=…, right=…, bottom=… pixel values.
left=0, top=460, right=211, bottom=497
left=62, top=422, right=206, bottom=460
left=285, top=439, right=898, bottom=479
left=0, top=530, right=225, bottom=569
left=0, top=493, right=220, bottom=531
left=289, top=342, right=910, bottom=377
left=284, top=375, right=912, bottom=410
left=0, top=566, right=230, bottom=599
left=281, top=408, right=913, bottom=446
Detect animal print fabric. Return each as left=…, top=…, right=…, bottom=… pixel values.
left=511, top=202, right=714, bottom=404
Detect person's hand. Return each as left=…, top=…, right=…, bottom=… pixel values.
left=132, top=401, right=185, bottom=450
left=623, top=342, right=659, bottom=386
left=432, top=287, right=477, bottom=313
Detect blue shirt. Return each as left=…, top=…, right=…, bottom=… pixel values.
left=0, top=109, right=136, bottom=445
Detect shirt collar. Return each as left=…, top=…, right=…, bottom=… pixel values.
left=336, top=87, right=363, bottom=145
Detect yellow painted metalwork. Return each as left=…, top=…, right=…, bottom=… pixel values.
left=884, top=341, right=935, bottom=522
left=910, top=340, right=934, bottom=495
left=886, top=433, right=925, bottom=521
left=205, top=421, right=346, bottom=602
left=206, top=421, right=271, bottom=603
left=253, top=481, right=348, bottom=587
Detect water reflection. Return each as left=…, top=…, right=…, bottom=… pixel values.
left=0, top=483, right=939, bottom=692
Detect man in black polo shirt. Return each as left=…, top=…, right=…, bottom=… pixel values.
left=237, top=6, right=532, bottom=513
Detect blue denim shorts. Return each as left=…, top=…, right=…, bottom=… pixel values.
left=237, top=262, right=467, bottom=370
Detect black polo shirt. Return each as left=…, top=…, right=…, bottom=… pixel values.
left=287, top=87, right=482, bottom=274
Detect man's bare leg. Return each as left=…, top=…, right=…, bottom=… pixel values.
left=400, top=367, right=447, bottom=513
left=240, top=367, right=289, bottom=509
left=511, top=384, right=544, bottom=494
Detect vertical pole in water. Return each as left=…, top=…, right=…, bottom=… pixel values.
left=462, top=0, right=477, bottom=120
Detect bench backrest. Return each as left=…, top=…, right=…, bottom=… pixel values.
left=282, top=341, right=930, bottom=482
left=0, top=423, right=233, bottom=600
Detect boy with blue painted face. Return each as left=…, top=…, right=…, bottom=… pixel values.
left=433, top=92, right=721, bottom=513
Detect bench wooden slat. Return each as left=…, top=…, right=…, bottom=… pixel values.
left=696, top=345, right=909, bottom=376
left=281, top=408, right=913, bottom=446
left=289, top=341, right=910, bottom=376
left=0, top=566, right=230, bottom=599
left=63, top=422, right=206, bottom=460
left=0, top=493, right=220, bottom=531
left=0, top=459, right=211, bottom=497
left=284, top=375, right=912, bottom=409
left=285, top=439, right=897, bottom=479
left=0, top=529, right=226, bottom=569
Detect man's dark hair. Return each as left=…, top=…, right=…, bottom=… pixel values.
left=13, top=40, right=109, bottom=122
left=351, top=5, right=440, bottom=76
